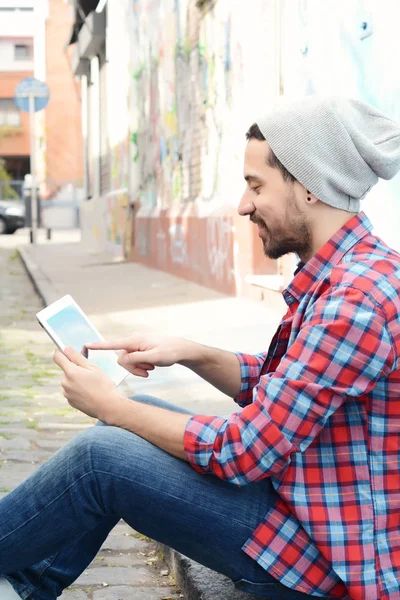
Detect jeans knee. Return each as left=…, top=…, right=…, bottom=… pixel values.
left=68, top=424, right=145, bottom=473
left=66, top=426, right=123, bottom=465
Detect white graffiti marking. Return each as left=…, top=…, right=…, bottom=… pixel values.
left=169, top=223, right=188, bottom=266
left=207, top=216, right=233, bottom=282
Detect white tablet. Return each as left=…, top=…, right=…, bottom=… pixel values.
left=36, top=294, right=128, bottom=386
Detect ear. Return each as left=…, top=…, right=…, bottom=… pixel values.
left=306, top=190, right=318, bottom=205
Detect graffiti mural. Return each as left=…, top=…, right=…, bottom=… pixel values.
left=128, top=0, right=251, bottom=212
left=123, top=0, right=263, bottom=292
left=110, top=139, right=129, bottom=193
left=105, top=190, right=132, bottom=257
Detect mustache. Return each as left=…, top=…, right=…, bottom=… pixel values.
left=250, top=213, right=267, bottom=228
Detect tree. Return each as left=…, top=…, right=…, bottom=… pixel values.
left=0, top=158, right=19, bottom=200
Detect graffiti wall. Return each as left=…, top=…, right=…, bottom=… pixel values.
left=81, top=0, right=281, bottom=291
left=125, top=0, right=280, bottom=293
left=82, top=0, right=400, bottom=295
left=134, top=203, right=236, bottom=291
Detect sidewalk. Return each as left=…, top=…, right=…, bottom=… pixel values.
left=17, top=229, right=286, bottom=599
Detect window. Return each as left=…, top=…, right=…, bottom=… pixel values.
left=14, top=44, right=32, bottom=61
left=0, top=99, right=21, bottom=127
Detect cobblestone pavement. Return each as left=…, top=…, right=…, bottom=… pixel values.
left=0, top=242, right=182, bottom=600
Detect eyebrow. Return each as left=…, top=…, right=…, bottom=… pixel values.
left=244, top=175, right=264, bottom=184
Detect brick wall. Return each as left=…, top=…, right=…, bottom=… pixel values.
left=45, top=0, right=83, bottom=186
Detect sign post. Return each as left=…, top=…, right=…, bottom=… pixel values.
left=28, top=93, right=38, bottom=244
left=14, top=77, right=50, bottom=244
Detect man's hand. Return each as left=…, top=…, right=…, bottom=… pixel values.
left=53, top=346, right=190, bottom=460
left=53, top=347, right=128, bottom=423
left=85, top=334, right=242, bottom=399
left=85, top=335, right=193, bottom=378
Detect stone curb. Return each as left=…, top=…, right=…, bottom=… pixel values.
left=18, top=246, right=56, bottom=307
left=160, top=545, right=265, bottom=600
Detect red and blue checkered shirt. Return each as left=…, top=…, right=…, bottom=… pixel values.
left=184, top=212, right=400, bottom=600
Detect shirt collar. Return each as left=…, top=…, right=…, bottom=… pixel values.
left=283, top=211, right=373, bottom=305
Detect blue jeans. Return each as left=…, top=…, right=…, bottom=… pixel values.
left=0, top=395, right=328, bottom=600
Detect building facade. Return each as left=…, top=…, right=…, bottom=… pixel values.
left=0, top=0, right=83, bottom=210
left=70, top=0, right=400, bottom=298
left=72, top=0, right=286, bottom=299
left=34, top=0, right=83, bottom=202
left=0, top=0, right=34, bottom=184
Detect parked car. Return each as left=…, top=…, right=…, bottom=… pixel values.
left=0, top=200, right=25, bottom=234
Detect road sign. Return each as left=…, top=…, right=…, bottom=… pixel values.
left=14, top=77, right=50, bottom=244
left=14, top=77, right=50, bottom=113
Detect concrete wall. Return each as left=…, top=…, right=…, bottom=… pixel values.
left=0, top=2, right=35, bottom=74
left=0, top=38, right=34, bottom=71
left=0, top=0, right=33, bottom=8
left=282, top=0, right=400, bottom=253
left=0, top=3, right=34, bottom=39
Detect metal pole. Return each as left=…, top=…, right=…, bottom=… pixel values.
left=29, top=93, right=37, bottom=244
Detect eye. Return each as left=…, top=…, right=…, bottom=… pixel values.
left=251, top=186, right=261, bottom=195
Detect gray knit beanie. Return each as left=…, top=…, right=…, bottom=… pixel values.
left=256, top=96, right=400, bottom=212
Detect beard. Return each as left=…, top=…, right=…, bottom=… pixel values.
left=250, top=194, right=312, bottom=260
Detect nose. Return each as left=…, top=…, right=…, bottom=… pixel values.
left=238, top=190, right=255, bottom=217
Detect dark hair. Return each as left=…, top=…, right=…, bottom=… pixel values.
left=246, top=123, right=296, bottom=183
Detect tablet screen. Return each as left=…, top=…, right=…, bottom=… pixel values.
left=47, top=304, right=125, bottom=383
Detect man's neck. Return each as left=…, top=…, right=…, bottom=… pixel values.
left=299, top=210, right=359, bottom=263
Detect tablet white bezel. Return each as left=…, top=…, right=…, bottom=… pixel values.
left=36, top=294, right=128, bottom=386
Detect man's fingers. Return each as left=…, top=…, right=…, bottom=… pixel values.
left=118, top=350, right=157, bottom=367
left=53, top=349, right=72, bottom=373
left=85, top=338, right=135, bottom=351
left=131, top=368, right=150, bottom=378
left=86, top=341, right=157, bottom=373
left=136, top=362, right=155, bottom=371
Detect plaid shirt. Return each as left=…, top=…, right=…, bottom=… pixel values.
left=184, top=212, right=400, bottom=600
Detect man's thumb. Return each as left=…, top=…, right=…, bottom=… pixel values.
left=64, top=346, right=91, bottom=368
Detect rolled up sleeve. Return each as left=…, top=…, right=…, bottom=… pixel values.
left=184, top=285, right=395, bottom=485
left=234, top=351, right=268, bottom=407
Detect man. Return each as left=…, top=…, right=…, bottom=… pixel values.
left=1, top=96, right=400, bottom=600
